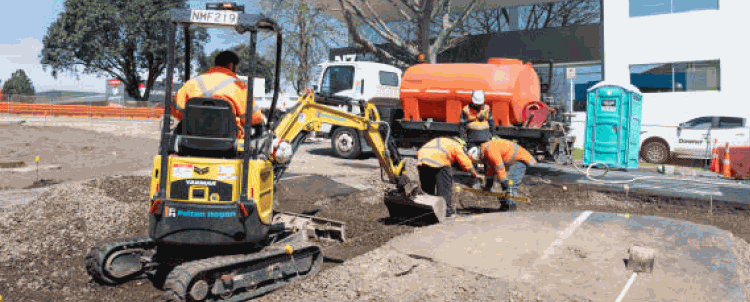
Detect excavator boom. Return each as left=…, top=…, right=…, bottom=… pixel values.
left=274, top=93, right=407, bottom=186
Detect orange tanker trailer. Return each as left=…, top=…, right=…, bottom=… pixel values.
left=399, top=58, right=553, bottom=128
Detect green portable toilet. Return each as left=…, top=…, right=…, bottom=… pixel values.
left=582, top=81, right=643, bottom=170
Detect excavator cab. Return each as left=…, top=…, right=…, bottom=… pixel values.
left=86, top=3, right=344, bottom=301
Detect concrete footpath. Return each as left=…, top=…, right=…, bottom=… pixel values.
left=529, top=163, right=750, bottom=207
left=388, top=211, right=749, bottom=301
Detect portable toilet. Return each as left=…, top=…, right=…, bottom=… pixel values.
left=582, top=81, right=643, bottom=170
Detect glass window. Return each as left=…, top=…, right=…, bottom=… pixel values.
left=718, top=117, right=745, bottom=129
left=379, top=71, right=399, bottom=86
left=629, top=60, right=720, bottom=93
left=320, top=66, right=354, bottom=95
left=630, top=0, right=718, bottom=17
left=682, top=116, right=713, bottom=129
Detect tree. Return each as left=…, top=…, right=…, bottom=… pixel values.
left=336, top=0, right=480, bottom=67
left=40, top=0, right=209, bottom=101
left=262, top=0, right=346, bottom=94
left=456, top=0, right=600, bottom=34
left=2, top=69, right=35, bottom=96
left=201, top=45, right=276, bottom=92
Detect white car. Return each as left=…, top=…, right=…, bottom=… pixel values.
left=639, top=116, right=750, bottom=164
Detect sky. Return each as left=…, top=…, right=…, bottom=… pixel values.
left=0, top=0, right=271, bottom=93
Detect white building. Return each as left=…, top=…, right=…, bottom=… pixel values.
left=567, top=0, right=745, bottom=148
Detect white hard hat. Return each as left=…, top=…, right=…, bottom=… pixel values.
left=471, top=90, right=485, bottom=106
left=468, top=146, right=481, bottom=162
left=272, top=138, right=293, bottom=164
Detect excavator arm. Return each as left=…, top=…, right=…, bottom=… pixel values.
left=273, top=93, right=407, bottom=186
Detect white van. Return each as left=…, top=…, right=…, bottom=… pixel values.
left=640, top=116, right=750, bottom=164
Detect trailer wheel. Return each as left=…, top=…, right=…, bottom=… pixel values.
left=331, top=127, right=361, bottom=159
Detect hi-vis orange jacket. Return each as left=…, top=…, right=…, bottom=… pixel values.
left=461, top=104, right=492, bottom=130
left=417, top=137, right=475, bottom=171
left=480, top=138, right=537, bottom=179
left=173, top=66, right=264, bottom=138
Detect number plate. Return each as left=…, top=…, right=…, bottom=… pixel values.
left=190, top=10, right=239, bottom=25
left=321, top=123, right=332, bottom=133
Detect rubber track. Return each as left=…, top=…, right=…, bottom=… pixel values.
left=163, top=244, right=322, bottom=302
left=85, top=236, right=155, bottom=285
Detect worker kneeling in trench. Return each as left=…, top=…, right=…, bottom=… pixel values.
left=469, top=137, right=536, bottom=208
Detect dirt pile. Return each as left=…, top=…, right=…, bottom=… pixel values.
left=0, top=176, right=158, bottom=302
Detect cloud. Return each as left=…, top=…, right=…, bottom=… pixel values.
left=0, top=37, right=104, bottom=93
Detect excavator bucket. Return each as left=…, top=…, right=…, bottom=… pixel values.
left=273, top=211, right=347, bottom=243
left=383, top=190, right=447, bottom=224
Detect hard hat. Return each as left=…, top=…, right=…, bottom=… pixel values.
left=271, top=138, right=293, bottom=164
left=468, top=146, right=481, bottom=162
left=471, top=90, right=485, bottom=106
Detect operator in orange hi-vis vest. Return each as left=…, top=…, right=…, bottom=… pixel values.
left=172, top=51, right=265, bottom=139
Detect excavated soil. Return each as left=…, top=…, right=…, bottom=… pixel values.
left=1, top=171, right=749, bottom=301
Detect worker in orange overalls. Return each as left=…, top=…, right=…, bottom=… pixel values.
left=417, top=137, right=483, bottom=218
left=172, top=51, right=265, bottom=139
left=468, top=137, right=536, bottom=210
left=460, top=90, right=495, bottom=149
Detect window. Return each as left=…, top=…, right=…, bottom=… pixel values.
left=630, top=0, right=718, bottom=17
left=629, top=60, right=720, bottom=93
left=379, top=71, right=399, bottom=87
left=718, top=117, right=745, bottom=129
left=320, top=66, right=354, bottom=95
left=681, top=116, right=713, bottom=129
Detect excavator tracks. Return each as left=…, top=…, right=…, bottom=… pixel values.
left=162, top=241, right=323, bottom=302
left=85, top=236, right=157, bottom=285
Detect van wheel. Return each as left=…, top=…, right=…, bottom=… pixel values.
left=641, top=140, right=669, bottom=164
left=332, top=127, right=361, bottom=159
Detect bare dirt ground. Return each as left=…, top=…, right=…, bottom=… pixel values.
left=0, top=119, right=748, bottom=301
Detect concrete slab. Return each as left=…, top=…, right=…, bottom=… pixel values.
left=387, top=211, right=749, bottom=301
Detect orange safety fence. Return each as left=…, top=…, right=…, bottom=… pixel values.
left=0, top=103, right=164, bottom=119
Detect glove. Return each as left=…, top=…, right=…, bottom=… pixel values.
left=500, top=179, right=514, bottom=194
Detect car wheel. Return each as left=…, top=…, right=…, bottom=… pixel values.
left=641, top=140, right=669, bottom=164
left=331, top=127, right=361, bottom=159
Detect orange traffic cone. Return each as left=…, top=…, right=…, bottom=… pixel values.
left=722, top=142, right=733, bottom=178
left=710, top=143, right=719, bottom=173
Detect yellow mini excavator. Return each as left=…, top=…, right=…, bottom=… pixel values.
left=85, top=4, right=348, bottom=302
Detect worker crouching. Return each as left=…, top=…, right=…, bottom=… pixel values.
left=417, top=137, right=483, bottom=218
left=468, top=137, right=536, bottom=210
left=460, top=90, right=495, bottom=150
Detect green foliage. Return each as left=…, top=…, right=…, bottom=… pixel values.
left=2, top=69, right=35, bottom=96
left=40, top=0, right=209, bottom=101
left=201, top=45, right=275, bottom=92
